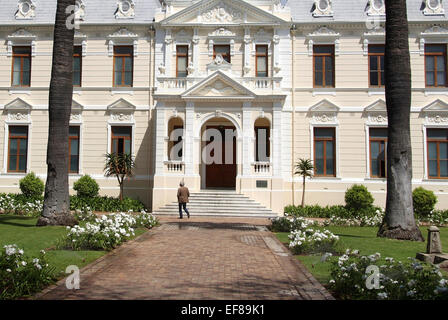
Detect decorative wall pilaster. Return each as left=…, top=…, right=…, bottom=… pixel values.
left=242, top=102, right=252, bottom=175
left=155, top=107, right=166, bottom=174
left=243, top=28, right=251, bottom=76
left=272, top=102, right=282, bottom=177
left=184, top=102, right=195, bottom=175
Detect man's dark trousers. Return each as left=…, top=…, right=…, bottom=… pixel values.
left=179, top=202, right=190, bottom=218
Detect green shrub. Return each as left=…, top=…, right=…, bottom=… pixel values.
left=413, top=187, right=437, bottom=217
left=69, top=195, right=145, bottom=213
left=19, top=173, right=44, bottom=199
left=73, top=175, right=99, bottom=198
left=344, top=185, right=374, bottom=211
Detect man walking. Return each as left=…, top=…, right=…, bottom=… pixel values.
left=177, top=181, right=190, bottom=219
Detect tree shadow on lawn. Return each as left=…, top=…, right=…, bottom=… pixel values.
left=0, top=215, right=36, bottom=228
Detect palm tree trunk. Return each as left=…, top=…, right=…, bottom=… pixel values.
left=37, top=0, right=77, bottom=226
left=377, top=0, right=423, bottom=241
left=301, top=176, right=306, bottom=208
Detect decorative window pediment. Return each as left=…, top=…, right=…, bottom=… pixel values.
left=208, top=27, right=236, bottom=39
left=251, top=28, right=273, bottom=57
left=307, top=27, right=340, bottom=56
left=419, top=25, right=448, bottom=55
left=312, top=0, right=333, bottom=17
left=309, top=99, right=339, bottom=124
left=364, top=99, right=388, bottom=124
left=422, top=99, right=448, bottom=124
left=71, top=100, right=84, bottom=123
left=423, top=0, right=445, bottom=16
left=366, top=0, right=385, bottom=16
left=107, top=28, right=138, bottom=57
left=362, top=26, right=385, bottom=55
left=107, top=98, right=136, bottom=123
left=5, top=98, right=32, bottom=123
left=115, top=0, right=135, bottom=19
left=15, top=0, right=35, bottom=20
left=7, top=29, right=36, bottom=57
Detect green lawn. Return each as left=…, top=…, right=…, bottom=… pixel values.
left=0, top=215, right=147, bottom=279
left=276, top=226, right=448, bottom=284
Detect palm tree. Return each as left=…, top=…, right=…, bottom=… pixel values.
left=104, top=153, right=136, bottom=201
left=294, top=159, right=314, bottom=208
left=377, top=0, right=423, bottom=241
left=37, top=0, right=77, bottom=226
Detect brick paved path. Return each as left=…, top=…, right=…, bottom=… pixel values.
left=36, top=216, right=333, bottom=300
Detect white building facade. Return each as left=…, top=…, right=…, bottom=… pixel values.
left=0, top=0, right=448, bottom=214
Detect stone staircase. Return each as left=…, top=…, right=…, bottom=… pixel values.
left=153, top=190, right=278, bottom=218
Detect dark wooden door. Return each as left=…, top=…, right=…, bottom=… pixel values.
left=205, top=126, right=236, bottom=188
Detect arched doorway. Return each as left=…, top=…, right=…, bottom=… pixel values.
left=200, top=117, right=237, bottom=189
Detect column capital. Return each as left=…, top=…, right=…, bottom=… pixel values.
left=186, top=101, right=195, bottom=109
left=243, top=101, right=252, bottom=109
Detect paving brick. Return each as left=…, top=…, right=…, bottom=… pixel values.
left=36, top=216, right=333, bottom=300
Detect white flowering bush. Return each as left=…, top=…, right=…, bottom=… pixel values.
left=288, top=227, right=340, bottom=254
left=73, top=206, right=97, bottom=222
left=328, top=250, right=448, bottom=300
left=61, top=211, right=158, bottom=251
left=324, top=209, right=385, bottom=227
left=420, top=210, right=448, bottom=226
left=270, top=216, right=318, bottom=232
left=0, top=245, right=55, bottom=300
left=0, top=193, right=43, bottom=217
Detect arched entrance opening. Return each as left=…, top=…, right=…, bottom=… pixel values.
left=200, top=117, right=237, bottom=189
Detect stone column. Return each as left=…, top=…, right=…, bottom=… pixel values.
left=242, top=101, right=252, bottom=175
left=272, top=101, right=283, bottom=176
left=154, top=106, right=166, bottom=175
left=184, top=101, right=195, bottom=175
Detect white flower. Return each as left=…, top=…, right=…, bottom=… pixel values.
left=6, top=268, right=11, bottom=273
left=21, top=261, right=27, bottom=266
left=377, top=292, right=388, bottom=300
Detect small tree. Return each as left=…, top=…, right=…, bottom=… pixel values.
left=104, top=153, right=135, bottom=201
left=294, top=158, right=314, bottom=207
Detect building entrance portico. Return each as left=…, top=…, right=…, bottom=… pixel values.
left=200, top=117, right=237, bottom=189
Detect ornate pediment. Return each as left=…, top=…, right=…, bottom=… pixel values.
left=422, top=100, right=448, bottom=125
left=5, top=98, right=32, bottom=123
left=309, top=99, right=339, bottom=124
left=364, top=99, right=388, bottom=124
left=7, top=28, right=36, bottom=40
left=15, top=0, right=36, bottom=20
left=159, top=0, right=286, bottom=26
left=208, top=27, right=235, bottom=38
left=107, top=98, right=137, bottom=112
left=182, top=71, right=256, bottom=99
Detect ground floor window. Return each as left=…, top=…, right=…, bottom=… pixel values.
left=427, top=128, right=448, bottom=179
left=69, top=126, right=80, bottom=173
left=369, top=128, right=388, bottom=178
left=314, top=127, right=335, bottom=177
left=8, top=126, right=28, bottom=173
left=111, top=126, right=132, bottom=155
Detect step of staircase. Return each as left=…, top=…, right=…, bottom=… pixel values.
left=153, top=191, right=278, bottom=218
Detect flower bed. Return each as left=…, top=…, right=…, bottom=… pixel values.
left=60, top=211, right=158, bottom=251
left=1, top=245, right=55, bottom=300
left=323, top=209, right=385, bottom=227
left=328, top=250, right=448, bottom=300
left=288, top=228, right=340, bottom=254
left=0, top=193, right=43, bottom=217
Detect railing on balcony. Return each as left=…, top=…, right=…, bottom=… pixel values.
left=164, top=161, right=184, bottom=173
left=252, top=162, right=271, bottom=174
left=157, top=76, right=282, bottom=93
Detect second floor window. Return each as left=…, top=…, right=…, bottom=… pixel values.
left=114, top=46, right=133, bottom=87
left=314, top=127, right=336, bottom=177
left=73, top=46, right=82, bottom=86
left=8, top=126, right=28, bottom=173
left=213, top=45, right=231, bottom=63
left=427, top=128, right=448, bottom=179
left=176, top=45, right=188, bottom=77
left=12, top=46, right=31, bottom=87
left=370, top=128, right=388, bottom=178
left=369, top=45, right=385, bottom=87
left=256, top=45, right=268, bottom=77
left=313, top=45, right=334, bottom=88
left=111, top=126, right=132, bottom=155
left=425, top=44, right=447, bottom=87
left=69, top=126, right=80, bottom=174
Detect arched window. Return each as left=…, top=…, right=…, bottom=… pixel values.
left=254, top=118, right=270, bottom=162
left=168, top=117, right=184, bottom=161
